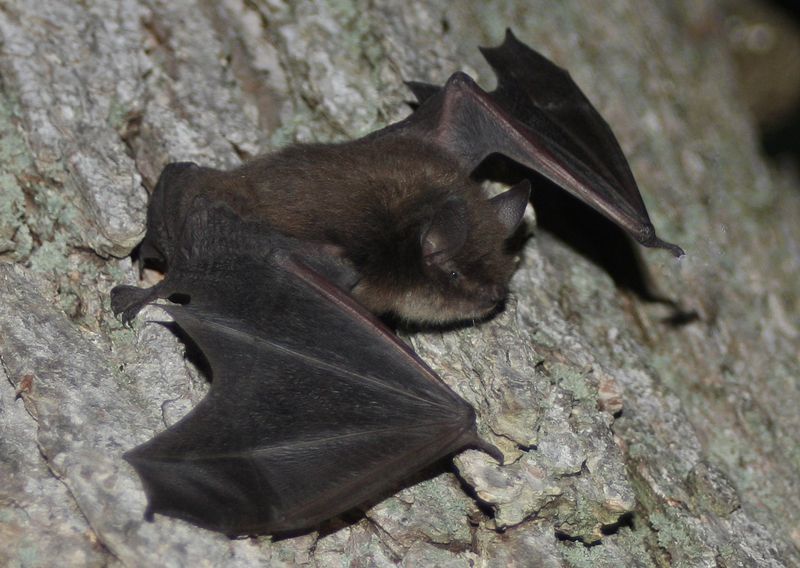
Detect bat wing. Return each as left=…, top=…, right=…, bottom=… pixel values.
left=397, top=30, right=682, bottom=256
left=119, top=202, right=498, bottom=536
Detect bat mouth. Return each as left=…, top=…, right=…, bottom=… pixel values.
left=474, top=285, right=509, bottom=316
left=396, top=297, right=504, bottom=327
left=445, top=285, right=509, bottom=323
left=456, top=298, right=506, bottom=323
left=479, top=299, right=506, bottom=319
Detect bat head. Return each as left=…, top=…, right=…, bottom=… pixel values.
left=352, top=178, right=530, bottom=325
left=413, top=180, right=530, bottom=323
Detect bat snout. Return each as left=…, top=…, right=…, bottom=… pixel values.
left=470, top=283, right=508, bottom=314
left=481, top=283, right=508, bottom=305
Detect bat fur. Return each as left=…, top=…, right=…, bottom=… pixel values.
left=142, top=138, right=529, bottom=325
left=112, top=29, right=685, bottom=536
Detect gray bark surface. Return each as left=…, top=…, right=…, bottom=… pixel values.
left=1, top=1, right=798, bottom=566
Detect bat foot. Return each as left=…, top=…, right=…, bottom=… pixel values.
left=472, top=436, right=505, bottom=465
left=111, top=284, right=157, bottom=325
left=643, top=236, right=685, bottom=258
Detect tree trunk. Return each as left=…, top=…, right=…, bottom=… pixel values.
left=1, top=1, right=798, bottom=566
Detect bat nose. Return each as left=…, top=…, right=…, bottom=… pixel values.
left=481, top=284, right=507, bottom=306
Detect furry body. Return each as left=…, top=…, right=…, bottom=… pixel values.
left=143, top=136, right=523, bottom=324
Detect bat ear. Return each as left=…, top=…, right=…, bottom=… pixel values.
left=490, top=180, right=531, bottom=236
left=421, top=199, right=469, bottom=265
left=405, top=80, right=440, bottom=105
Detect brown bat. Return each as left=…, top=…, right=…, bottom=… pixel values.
left=133, top=30, right=680, bottom=326
left=138, top=141, right=530, bottom=325
left=112, top=30, right=682, bottom=536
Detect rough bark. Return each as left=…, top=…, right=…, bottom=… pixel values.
left=1, top=1, right=798, bottom=566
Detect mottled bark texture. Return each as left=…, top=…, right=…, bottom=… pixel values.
left=1, top=1, right=798, bottom=566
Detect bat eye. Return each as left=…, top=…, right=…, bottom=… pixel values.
left=449, top=271, right=460, bottom=281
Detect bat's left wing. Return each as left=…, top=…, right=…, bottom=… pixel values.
left=113, top=201, right=499, bottom=537
left=386, top=29, right=682, bottom=256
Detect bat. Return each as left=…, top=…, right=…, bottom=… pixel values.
left=138, top=154, right=530, bottom=326
left=113, top=30, right=684, bottom=536
left=137, top=30, right=680, bottom=327
left=113, top=199, right=502, bottom=536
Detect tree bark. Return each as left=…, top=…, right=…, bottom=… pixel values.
left=1, top=1, right=798, bottom=566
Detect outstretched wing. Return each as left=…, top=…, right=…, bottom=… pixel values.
left=395, top=29, right=682, bottom=256
left=117, top=202, right=498, bottom=536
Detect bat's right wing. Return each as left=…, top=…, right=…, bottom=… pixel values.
left=115, top=201, right=500, bottom=537
left=393, top=30, right=683, bottom=256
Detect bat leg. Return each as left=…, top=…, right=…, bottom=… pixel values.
left=641, top=235, right=684, bottom=257
left=470, top=434, right=504, bottom=465
left=111, top=284, right=160, bottom=325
